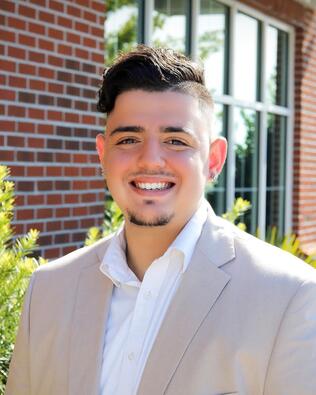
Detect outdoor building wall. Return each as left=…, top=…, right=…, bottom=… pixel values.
left=239, top=0, right=316, bottom=254
left=0, top=0, right=106, bottom=259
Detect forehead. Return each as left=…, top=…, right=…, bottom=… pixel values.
left=107, top=90, right=208, bottom=128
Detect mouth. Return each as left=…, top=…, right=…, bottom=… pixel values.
left=131, top=181, right=174, bottom=191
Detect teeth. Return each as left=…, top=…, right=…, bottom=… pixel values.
left=135, top=182, right=170, bottom=190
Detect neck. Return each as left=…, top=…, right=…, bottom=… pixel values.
left=124, top=222, right=182, bottom=281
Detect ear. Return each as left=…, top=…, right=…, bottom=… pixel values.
left=96, top=133, right=106, bottom=164
left=208, top=137, right=227, bottom=179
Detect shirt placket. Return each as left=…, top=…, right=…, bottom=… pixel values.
left=116, top=256, right=170, bottom=395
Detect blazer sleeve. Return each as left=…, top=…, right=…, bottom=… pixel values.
left=263, top=280, right=316, bottom=395
left=5, top=273, right=36, bottom=395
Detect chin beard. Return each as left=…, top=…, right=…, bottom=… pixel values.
left=127, top=210, right=174, bottom=227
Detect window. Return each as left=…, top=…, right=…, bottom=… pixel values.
left=105, top=0, right=293, bottom=238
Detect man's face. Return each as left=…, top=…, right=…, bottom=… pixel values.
left=96, top=89, right=226, bottom=230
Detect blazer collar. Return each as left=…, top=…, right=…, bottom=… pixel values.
left=137, top=210, right=236, bottom=395
left=68, top=241, right=113, bottom=395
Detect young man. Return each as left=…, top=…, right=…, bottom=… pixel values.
left=6, top=46, right=316, bottom=395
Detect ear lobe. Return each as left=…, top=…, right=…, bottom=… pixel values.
left=208, top=137, right=227, bottom=179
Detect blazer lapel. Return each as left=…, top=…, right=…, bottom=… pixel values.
left=137, top=213, right=236, bottom=395
left=69, top=244, right=113, bottom=395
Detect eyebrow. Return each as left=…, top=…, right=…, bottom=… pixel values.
left=109, top=125, right=194, bottom=136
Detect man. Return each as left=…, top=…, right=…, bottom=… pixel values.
left=6, top=46, right=316, bottom=395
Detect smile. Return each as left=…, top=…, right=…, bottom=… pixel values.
left=133, top=182, right=173, bottom=191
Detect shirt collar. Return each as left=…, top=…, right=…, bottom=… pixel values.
left=99, top=198, right=208, bottom=286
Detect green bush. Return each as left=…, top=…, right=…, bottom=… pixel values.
left=0, top=165, right=45, bottom=393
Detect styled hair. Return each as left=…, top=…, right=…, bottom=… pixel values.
left=97, top=45, right=213, bottom=115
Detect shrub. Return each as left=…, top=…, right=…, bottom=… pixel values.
left=0, top=165, right=45, bottom=393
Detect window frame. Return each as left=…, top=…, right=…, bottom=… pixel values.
left=137, top=0, right=295, bottom=238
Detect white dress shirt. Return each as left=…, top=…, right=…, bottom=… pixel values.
left=99, top=200, right=208, bottom=395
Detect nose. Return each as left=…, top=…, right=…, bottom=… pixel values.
left=137, top=139, right=165, bottom=170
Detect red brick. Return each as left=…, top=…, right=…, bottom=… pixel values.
left=27, top=195, right=45, bottom=205
left=66, top=32, right=81, bottom=45
left=46, top=166, right=62, bottom=176
left=67, top=5, right=81, bottom=17
left=19, top=34, right=36, bottom=47
left=58, top=44, right=72, bottom=56
left=38, top=39, right=54, bottom=52
left=29, top=51, right=45, bottom=63
left=29, top=22, right=46, bottom=35
left=65, top=194, right=79, bottom=204
left=48, top=28, right=63, bottom=40
left=0, top=29, right=15, bottom=42
left=38, top=181, right=53, bottom=191
left=17, top=151, right=34, bottom=161
left=92, top=0, right=105, bottom=13
left=65, top=113, right=80, bottom=123
left=49, top=0, right=64, bottom=12
left=28, top=137, right=45, bottom=148
left=19, top=4, right=36, bottom=18
left=37, top=124, right=54, bottom=134
left=19, top=122, right=35, bottom=133
left=27, top=167, right=44, bottom=176
left=19, top=63, right=36, bottom=75
left=38, top=67, right=55, bottom=79
left=83, top=10, right=97, bottom=23
left=39, top=11, right=55, bottom=24
left=47, top=221, right=62, bottom=231
left=48, top=83, right=64, bottom=94
left=28, top=108, right=45, bottom=119
left=17, top=209, right=34, bottom=220
left=1, top=59, right=16, bottom=72
left=37, top=208, right=53, bottom=218
left=44, top=248, right=61, bottom=259
left=47, top=194, right=62, bottom=204
left=83, top=37, right=96, bottom=48
left=30, top=79, right=46, bottom=90
left=8, top=76, right=26, bottom=88
left=8, top=46, right=26, bottom=59
left=10, top=166, right=25, bottom=177
left=2, top=0, right=15, bottom=12
left=0, top=89, right=15, bottom=101
left=7, top=136, right=25, bottom=147
left=75, top=21, right=89, bottom=33
left=57, top=16, right=72, bottom=29
left=56, top=208, right=70, bottom=217
left=75, top=48, right=89, bottom=59
left=48, top=55, right=63, bottom=67
left=0, top=151, right=14, bottom=161
left=8, top=106, right=26, bottom=117
left=47, top=110, right=63, bottom=121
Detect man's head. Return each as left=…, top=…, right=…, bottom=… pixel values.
left=96, top=46, right=227, bottom=231
left=97, top=45, right=214, bottom=128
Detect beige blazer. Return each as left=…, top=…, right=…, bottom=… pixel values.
left=6, top=211, right=316, bottom=395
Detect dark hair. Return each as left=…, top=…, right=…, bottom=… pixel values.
left=97, top=45, right=213, bottom=115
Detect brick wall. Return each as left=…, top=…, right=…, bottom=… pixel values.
left=0, top=0, right=106, bottom=259
left=240, top=0, right=316, bottom=254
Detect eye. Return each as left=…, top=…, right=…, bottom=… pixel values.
left=116, top=137, right=139, bottom=145
left=166, top=139, right=188, bottom=146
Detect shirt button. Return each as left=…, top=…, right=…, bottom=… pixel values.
left=128, top=352, right=135, bottom=361
left=143, top=290, right=152, bottom=300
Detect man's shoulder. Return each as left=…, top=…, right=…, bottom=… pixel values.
left=207, top=214, right=316, bottom=285
left=35, top=234, right=114, bottom=276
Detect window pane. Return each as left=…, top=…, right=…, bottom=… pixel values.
left=234, top=13, right=260, bottom=102
left=206, top=104, right=227, bottom=215
left=152, top=0, right=189, bottom=53
left=198, top=0, right=228, bottom=95
left=234, top=108, right=259, bottom=233
left=105, top=1, right=140, bottom=66
left=266, top=26, right=288, bottom=106
left=266, top=114, right=286, bottom=235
